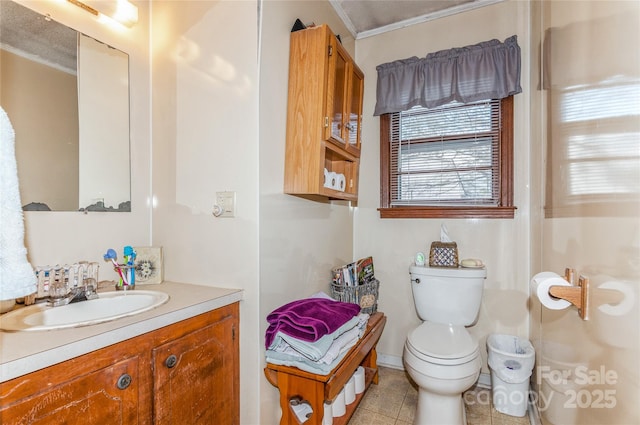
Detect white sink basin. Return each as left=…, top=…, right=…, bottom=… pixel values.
left=0, top=290, right=169, bottom=331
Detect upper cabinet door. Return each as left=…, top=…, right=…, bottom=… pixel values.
left=324, top=35, right=364, bottom=157
left=325, top=36, right=349, bottom=146
left=347, top=64, right=364, bottom=154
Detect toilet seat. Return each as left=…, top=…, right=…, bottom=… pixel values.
left=406, top=322, right=479, bottom=365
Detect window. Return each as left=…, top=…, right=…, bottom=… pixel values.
left=380, top=96, right=515, bottom=218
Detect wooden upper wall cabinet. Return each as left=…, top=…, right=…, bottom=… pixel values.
left=284, top=24, right=364, bottom=202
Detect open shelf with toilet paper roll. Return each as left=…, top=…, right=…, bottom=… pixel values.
left=322, top=143, right=359, bottom=198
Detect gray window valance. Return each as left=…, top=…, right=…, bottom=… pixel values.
left=374, top=35, right=522, bottom=116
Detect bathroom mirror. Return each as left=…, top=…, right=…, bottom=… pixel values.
left=0, top=1, right=131, bottom=212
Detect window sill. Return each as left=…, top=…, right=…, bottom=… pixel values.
left=378, top=206, right=516, bottom=219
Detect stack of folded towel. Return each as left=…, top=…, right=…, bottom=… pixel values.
left=265, top=294, right=369, bottom=375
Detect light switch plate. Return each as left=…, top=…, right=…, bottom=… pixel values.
left=216, top=191, right=235, bottom=218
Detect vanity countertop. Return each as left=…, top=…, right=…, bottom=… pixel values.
left=0, top=282, right=243, bottom=383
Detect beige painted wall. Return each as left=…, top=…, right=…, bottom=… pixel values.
left=355, top=0, right=532, bottom=375
left=258, top=2, right=357, bottom=423
left=149, top=1, right=260, bottom=424
left=531, top=1, right=640, bottom=424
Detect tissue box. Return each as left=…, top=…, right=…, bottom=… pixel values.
left=429, top=242, right=459, bottom=268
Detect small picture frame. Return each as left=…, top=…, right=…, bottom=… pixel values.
left=133, top=247, right=163, bottom=284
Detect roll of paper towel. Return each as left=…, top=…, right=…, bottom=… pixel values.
left=531, top=272, right=572, bottom=310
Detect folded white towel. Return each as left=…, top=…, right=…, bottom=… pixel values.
left=318, top=313, right=369, bottom=364
left=0, top=106, right=37, bottom=300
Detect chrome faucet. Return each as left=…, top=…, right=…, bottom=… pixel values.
left=48, top=279, right=99, bottom=307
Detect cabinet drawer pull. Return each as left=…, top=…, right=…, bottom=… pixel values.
left=116, top=373, right=132, bottom=390
left=165, top=354, right=178, bottom=369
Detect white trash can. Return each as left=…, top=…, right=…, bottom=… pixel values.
left=487, top=334, right=535, bottom=417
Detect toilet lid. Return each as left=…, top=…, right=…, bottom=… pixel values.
left=407, top=322, right=478, bottom=361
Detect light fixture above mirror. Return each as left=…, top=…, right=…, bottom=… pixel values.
left=66, top=0, right=138, bottom=28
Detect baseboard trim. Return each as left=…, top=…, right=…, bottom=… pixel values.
left=477, top=372, right=491, bottom=388
left=528, top=393, right=542, bottom=425
left=377, top=353, right=404, bottom=370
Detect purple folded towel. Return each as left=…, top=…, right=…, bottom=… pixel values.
left=265, top=298, right=360, bottom=348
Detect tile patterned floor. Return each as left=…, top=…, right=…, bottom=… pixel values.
left=349, top=367, right=531, bottom=425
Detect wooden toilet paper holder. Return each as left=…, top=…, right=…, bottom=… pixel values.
left=548, top=268, right=589, bottom=320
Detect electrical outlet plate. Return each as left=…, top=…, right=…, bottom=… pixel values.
left=216, top=191, right=235, bottom=217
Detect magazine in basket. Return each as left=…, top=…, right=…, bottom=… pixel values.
left=331, top=257, right=379, bottom=314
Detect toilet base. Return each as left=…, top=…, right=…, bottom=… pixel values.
left=414, top=389, right=467, bottom=425
left=404, top=350, right=480, bottom=425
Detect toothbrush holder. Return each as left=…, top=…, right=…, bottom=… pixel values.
left=114, top=265, right=135, bottom=289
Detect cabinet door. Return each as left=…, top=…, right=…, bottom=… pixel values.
left=325, top=36, right=349, bottom=146
left=0, top=357, right=139, bottom=425
left=347, top=64, right=364, bottom=152
left=152, top=313, right=238, bottom=425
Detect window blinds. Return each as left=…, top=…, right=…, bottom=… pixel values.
left=389, top=99, right=501, bottom=206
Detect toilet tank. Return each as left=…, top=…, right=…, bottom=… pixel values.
left=409, top=265, right=486, bottom=326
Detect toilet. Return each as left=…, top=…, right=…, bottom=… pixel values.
left=404, top=265, right=487, bottom=425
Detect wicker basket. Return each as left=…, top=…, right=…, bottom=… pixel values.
left=330, top=279, right=379, bottom=314
left=429, top=241, right=459, bottom=268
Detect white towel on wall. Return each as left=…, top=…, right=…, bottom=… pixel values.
left=0, top=106, right=36, bottom=300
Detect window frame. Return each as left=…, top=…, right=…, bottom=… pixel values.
left=379, top=96, right=516, bottom=219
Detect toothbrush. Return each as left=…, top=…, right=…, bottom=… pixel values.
left=103, top=248, right=128, bottom=285
left=124, top=246, right=135, bottom=265
left=123, top=246, right=136, bottom=285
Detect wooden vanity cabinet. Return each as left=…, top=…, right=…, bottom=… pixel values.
left=284, top=24, right=364, bottom=202
left=0, top=302, right=239, bottom=425
left=152, top=309, right=238, bottom=424
left=0, top=355, right=141, bottom=425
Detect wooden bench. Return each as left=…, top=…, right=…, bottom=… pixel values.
left=264, top=312, right=387, bottom=425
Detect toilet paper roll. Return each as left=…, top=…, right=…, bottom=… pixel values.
left=323, top=402, right=333, bottom=425
left=531, top=273, right=572, bottom=310
left=335, top=173, right=346, bottom=192
left=531, top=271, right=562, bottom=283
left=289, top=399, right=313, bottom=423
left=323, top=168, right=330, bottom=188
left=332, top=388, right=346, bottom=417
left=345, top=376, right=356, bottom=404
left=354, top=366, right=365, bottom=394
left=327, top=171, right=338, bottom=190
